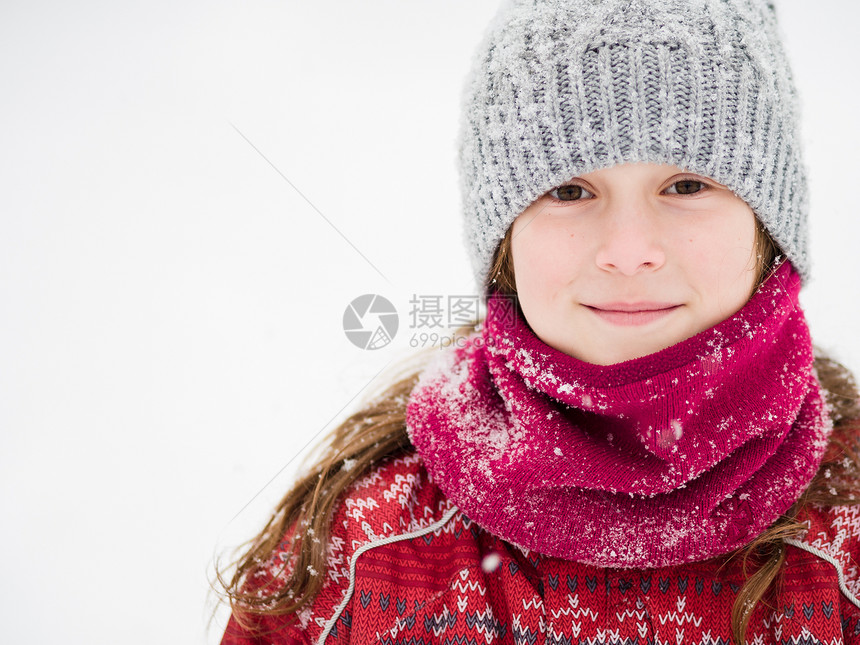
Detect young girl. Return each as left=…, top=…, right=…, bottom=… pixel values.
left=218, top=0, right=860, bottom=643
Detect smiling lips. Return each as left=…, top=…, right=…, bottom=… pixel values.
left=585, top=302, right=682, bottom=326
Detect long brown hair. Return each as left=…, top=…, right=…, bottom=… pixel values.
left=216, top=219, right=860, bottom=643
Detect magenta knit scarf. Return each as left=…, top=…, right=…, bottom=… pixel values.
left=406, top=262, right=831, bottom=568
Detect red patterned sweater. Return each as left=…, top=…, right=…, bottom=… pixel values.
left=222, top=452, right=860, bottom=645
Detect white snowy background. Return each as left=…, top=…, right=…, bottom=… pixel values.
left=1, top=1, right=858, bottom=643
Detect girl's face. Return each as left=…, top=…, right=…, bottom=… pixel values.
left=510, top=162, right=759, bottom=365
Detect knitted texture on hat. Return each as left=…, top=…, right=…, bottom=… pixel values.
left=406, top=262, right=831, bottom=567
left=459, top=0, right=810, bottom=289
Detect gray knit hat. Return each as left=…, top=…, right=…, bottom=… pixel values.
left=459, top=0, right=809, bottom=290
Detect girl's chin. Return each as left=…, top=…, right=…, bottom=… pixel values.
left=554, top=329, right=690, bottom=365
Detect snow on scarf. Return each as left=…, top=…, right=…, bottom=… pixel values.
left=406, top=261, right=832, bottom=568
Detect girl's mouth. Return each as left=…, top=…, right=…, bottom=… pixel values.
left=584, top=302, right=682, bottom=326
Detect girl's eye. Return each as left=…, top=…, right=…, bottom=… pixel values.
left=549, top=184, right=593, bottom=202
left=665, top=179, right=707, bottom=195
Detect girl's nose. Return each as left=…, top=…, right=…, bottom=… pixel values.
left=594, top=207, right=666, bottom=276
